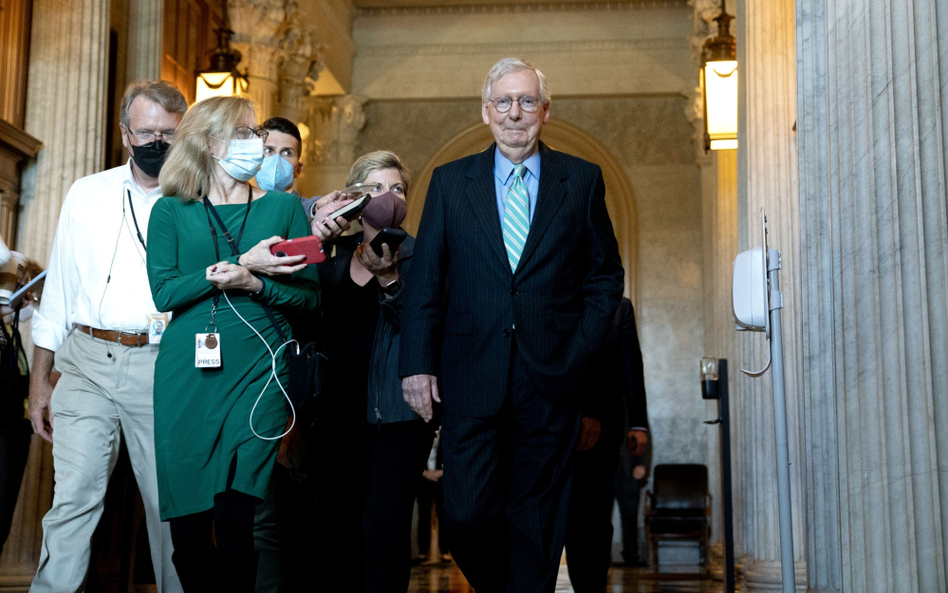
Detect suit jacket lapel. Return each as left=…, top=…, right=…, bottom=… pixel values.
left=466, top=145, right=511, bottom=271
left=517, top=143, right=568, bottom=273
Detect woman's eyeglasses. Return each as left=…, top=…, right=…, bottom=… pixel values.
left=233, top=126, right=269, bottom=141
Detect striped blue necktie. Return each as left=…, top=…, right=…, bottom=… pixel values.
left=502, top=164, right=530, bottom=273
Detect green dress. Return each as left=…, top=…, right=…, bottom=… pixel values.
left=146, top=191, right=320, bottom=520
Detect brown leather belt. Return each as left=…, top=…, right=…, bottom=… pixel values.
left=75, top=325, right=149, bottom=347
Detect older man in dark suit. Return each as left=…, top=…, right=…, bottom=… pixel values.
left=400, top=57, right=624, bottom=593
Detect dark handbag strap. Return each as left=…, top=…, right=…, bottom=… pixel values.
left=3, top=309, right=28, bottom=364
left=261, top=305, right=291, bottom=348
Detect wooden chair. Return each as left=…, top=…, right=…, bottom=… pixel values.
left=644, top=463, right=711, bottom=567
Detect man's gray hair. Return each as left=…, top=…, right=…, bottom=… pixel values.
left=119, top=80, right=188, bottom=127
left=481, top=58, right=550, bottom=105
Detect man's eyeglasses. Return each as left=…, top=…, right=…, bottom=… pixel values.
left=487, top=96, right=541, bottom=113
left=128, top=129, right=176, bottom=143
left=233, top=126, right=269, bottom=141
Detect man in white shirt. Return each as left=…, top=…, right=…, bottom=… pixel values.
left=27, top=81, right=187, bottom=593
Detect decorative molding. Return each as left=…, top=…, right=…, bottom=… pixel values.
left=278, top=23, right=325, bottom=108
left=301, top=95, right=367, bottom=166
left=689, top=0, right=720, bottom=66
left=358, top=38, right=688, bottom=57
left=0, top=120, right=42, bottom=160
left=229, top=0, right=288, bottom=43
left=358, top=1, right=689, bottom=17
left=227, top=0, right=327, bottom=120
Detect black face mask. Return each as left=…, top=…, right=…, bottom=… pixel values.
left=129, top=140, right=170, bottom=178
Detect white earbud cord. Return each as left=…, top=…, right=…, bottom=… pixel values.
left=221, top=291, right=297, bottom=441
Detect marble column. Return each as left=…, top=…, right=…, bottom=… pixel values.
left=229, top=0, right=287, bottom=120
left=276, top=20, right=324, bottom=125
left=17, top=0, right=110, bottom=269
left=229, top=0, right=325, bottom=126
left=2, top=0, right=109, bottom=585
left=796, top=0, right=948, bottom=591
left=127, top=0, right=163, bottom=82
left=734, top=0, right=808, bottom=590
left=296, top=94, right=366, bottom=197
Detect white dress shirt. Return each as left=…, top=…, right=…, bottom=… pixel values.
left=32, top=161, right=165, bottom=352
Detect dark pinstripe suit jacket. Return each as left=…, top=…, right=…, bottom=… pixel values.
left=399, top=142, right=624, bottom=418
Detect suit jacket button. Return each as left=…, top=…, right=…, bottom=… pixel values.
left=510, top=288, right=518, bottom=296
left=503, top=329, right=512, bottom=338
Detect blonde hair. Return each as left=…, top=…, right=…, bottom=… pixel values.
left=159, top=96, right=256, bottom=201
left=345, top=150, right=412, bottom=197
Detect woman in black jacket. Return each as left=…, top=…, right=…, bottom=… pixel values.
left=314, top=150, right=436, bottom=593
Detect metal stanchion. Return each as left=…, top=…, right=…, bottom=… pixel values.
left=701, top=358, right=735, bottom=593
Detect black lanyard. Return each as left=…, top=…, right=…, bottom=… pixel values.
left=203, top=185, right=253, bottom=260
left=125, top=189, right=147, bottom=251
left=203, top=186, right=253, bottom=322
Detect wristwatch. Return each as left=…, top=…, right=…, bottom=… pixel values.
left=248, top=281, right=266, bottom=302
left=382, top=278, right=403, bottom=297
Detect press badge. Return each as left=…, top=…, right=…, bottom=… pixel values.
left=195, top=333, right=222, bottom=368
left=147, top=313, right=169, bottom=344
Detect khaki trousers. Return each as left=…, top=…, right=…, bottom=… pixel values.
left=30, top=329, right=181, bottom=593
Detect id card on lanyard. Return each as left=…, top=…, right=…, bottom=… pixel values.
left=196, top=187, right=253, bottom=368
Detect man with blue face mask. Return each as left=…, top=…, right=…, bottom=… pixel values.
left=258, top=117, right=304, bottom=195
left=257, top=118, right=353, bottom=244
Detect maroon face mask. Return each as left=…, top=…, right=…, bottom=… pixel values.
left=361, top=191, right=407, bottom=229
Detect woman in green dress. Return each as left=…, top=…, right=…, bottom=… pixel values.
left=147, top=96, right=319, bottom=592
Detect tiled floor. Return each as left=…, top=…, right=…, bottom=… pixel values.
left=408, top=562, right=724, bottom=593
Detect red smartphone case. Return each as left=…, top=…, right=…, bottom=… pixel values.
left=269, top=236, right=327, bottom=265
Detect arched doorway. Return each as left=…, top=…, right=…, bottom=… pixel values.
left=405, top=119, right=639, bottom=300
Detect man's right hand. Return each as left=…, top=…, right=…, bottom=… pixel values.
left=28, top=346, right=56, bottom=442
left=627, top=429, right=648, bottom=456
left=402, top=374, right=440, bottom=423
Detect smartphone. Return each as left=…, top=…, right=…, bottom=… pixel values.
left=270, top=236, right=326, bottom=265
left=327, top=193, right=371, bottom=222
left=341, top=182, right=381, bottom=197
left=370, top=228, right=408, bottom=257
left=8, top=270, right=46, bottom=309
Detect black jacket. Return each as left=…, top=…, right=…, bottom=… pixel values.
left=319, top=232, right=421, bottom=425
left=399, top=143, right=624, bottom=417
left=585, top=297, right=648, bottom=431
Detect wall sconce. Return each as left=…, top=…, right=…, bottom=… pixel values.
left=700, top=0, right=737, bottom=151
left=195, top=4, right=248, bottom=102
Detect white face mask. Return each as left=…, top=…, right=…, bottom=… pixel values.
left=213, top=137, right=264, bottom=182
